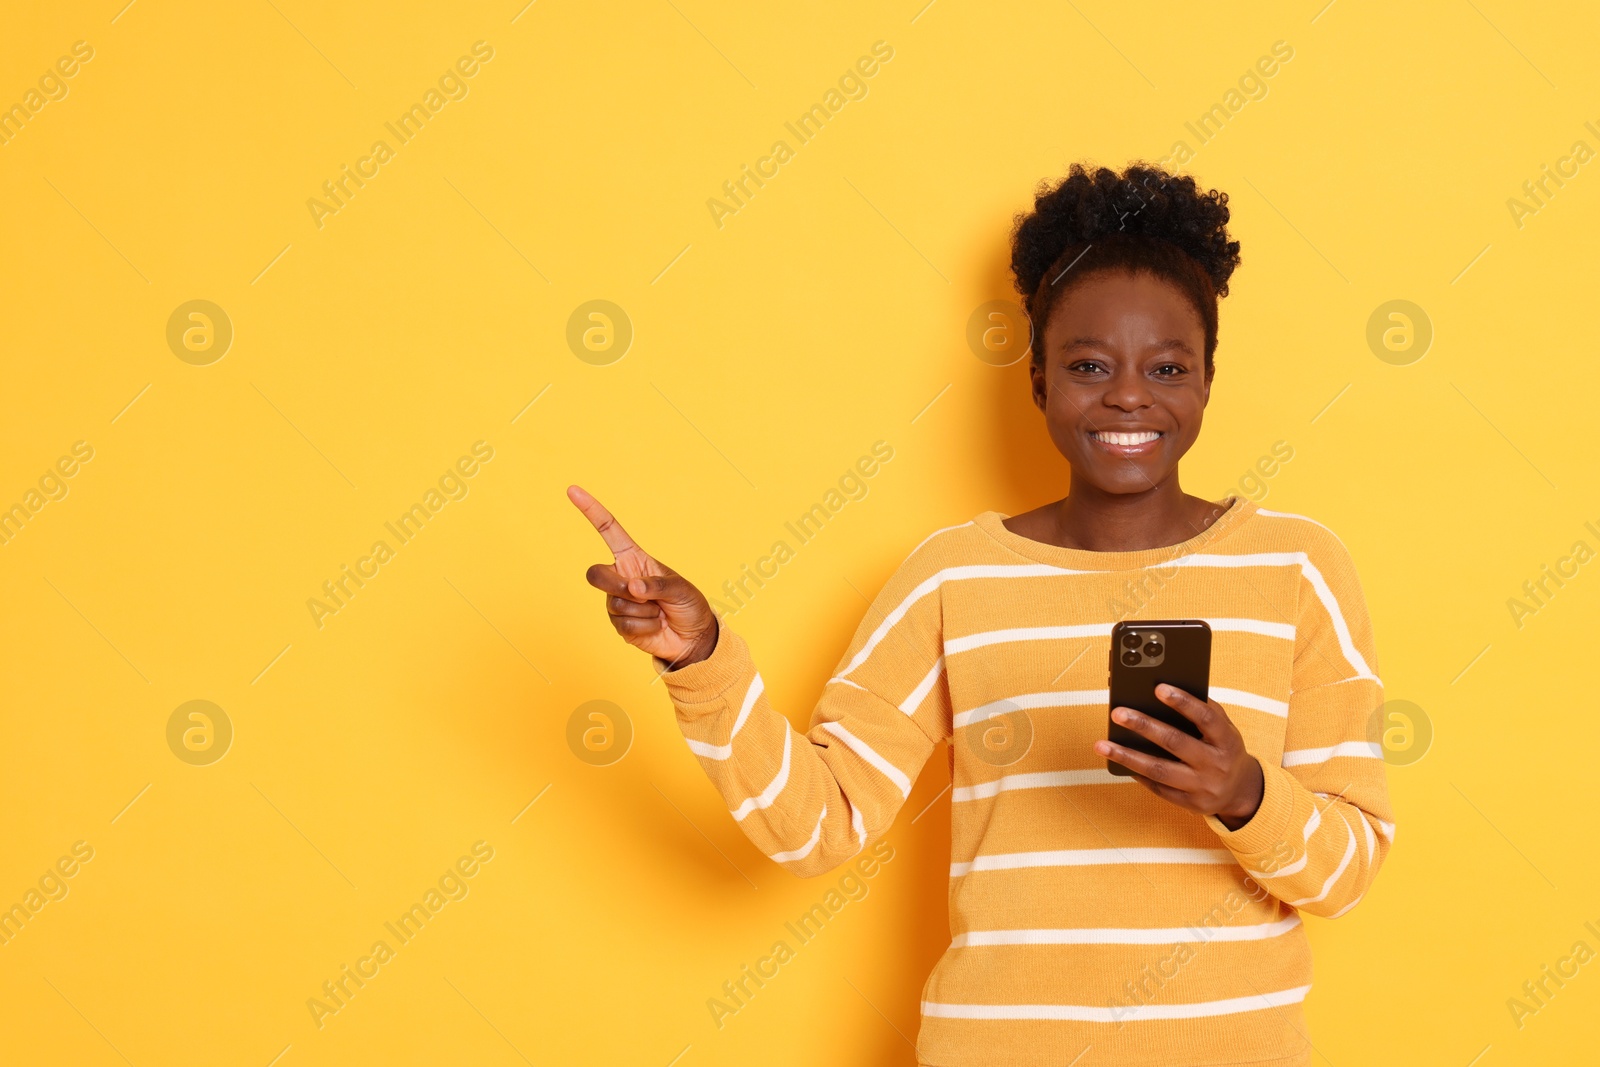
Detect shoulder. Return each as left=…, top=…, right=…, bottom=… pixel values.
left=1248, top=506, right=1380, bottom=674
left=1246, top=505, right=1367, bottom=588
left=872, top=514, right=1007, bottom=596
left=898, top=513, right=1014, bottom=570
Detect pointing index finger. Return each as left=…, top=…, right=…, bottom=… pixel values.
left=567, top=485, right=641, bottom=558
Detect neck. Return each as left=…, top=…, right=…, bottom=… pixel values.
left=1051, top=474, right=1212, bottom=552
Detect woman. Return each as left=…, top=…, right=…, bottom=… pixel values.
left=569, top=163, right=1393, bottom=1067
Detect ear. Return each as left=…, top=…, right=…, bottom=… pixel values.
left=1202, top=360, right=1214, bottom=407
left=1029, top=358, right=1048, bottom=411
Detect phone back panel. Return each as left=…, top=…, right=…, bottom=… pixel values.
left=1106, top=619, right=1211, bottom=776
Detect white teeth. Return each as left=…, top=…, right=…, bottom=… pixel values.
left=1092, top=431, right=1161, bottom=446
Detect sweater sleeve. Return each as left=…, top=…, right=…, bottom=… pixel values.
left=658, top=540, right=953, bottom=877
left=1203, top=528, right=1396, bottom=918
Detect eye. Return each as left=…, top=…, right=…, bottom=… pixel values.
left=1067, top=359, right=1106, bottom=374
left=1152, top=362, right=1186, bottom=378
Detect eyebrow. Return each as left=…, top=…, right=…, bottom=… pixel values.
left=1061, top=336, right=1198, bottom=357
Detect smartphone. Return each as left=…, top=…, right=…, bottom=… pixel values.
left=1106, top=619, right=1211, bottom=777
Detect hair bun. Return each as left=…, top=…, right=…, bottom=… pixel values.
left=1010, top=162, right=1241, bottom=303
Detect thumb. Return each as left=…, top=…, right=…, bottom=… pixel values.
left=624, top=570, right=717, bottom=663
left=625, top=572, right=696, bottom=606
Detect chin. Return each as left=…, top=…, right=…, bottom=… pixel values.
left=1081, top=466, right=1172, bottom=495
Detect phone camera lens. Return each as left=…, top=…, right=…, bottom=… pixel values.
left=1121, top=633, right=1141, bottom=649
left=1144, top=642, right=1162, bottom=656
left=1120, top=650, right=1140, bottom=666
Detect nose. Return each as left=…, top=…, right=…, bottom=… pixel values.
left=1102, top=363, right=1154, bottom=412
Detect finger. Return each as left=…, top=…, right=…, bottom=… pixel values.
left=609, top=595, right=661, bottom=619
left=585, top=563, right=634, bottom=598
left=1155, top=684, right=1227, bottom=741
left=611, top=614, right=665, bottom=640
left=1111, top=706, right=1208, bottom=765
left=567, top=485, right=643, bottom=559
left=1129, top=772, right=1200, bottom=810
left=1096, top=740, right=1200, bottom=790
left=620, top=571, right=697, bottom=607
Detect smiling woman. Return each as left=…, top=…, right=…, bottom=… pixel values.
left=1004, top=163, right=1240, bottom=551
left=570, top=162, right=1392, bottom=1067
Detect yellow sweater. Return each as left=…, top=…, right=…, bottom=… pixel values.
left=661, top=497, right=1394, bottom=1066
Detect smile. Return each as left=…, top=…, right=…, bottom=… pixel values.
left=1089, top=430, right=1163, bottom=446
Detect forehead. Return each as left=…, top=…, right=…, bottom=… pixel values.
left=1044, top=269, right=1204, bottom=344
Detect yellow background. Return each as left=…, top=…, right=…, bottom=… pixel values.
left=2, top=1, right=1597, bottom=1064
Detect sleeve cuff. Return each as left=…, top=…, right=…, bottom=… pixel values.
left=657, top=621, right=752, bottom=713
left=1205, top=759, right=1298, bottom=860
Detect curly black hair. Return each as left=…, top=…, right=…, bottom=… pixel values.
left=1010, top=162, right=1241, bottom=369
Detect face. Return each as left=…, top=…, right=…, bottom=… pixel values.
left=1030, top=270, right=1212, bottom=496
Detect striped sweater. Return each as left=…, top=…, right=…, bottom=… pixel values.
left=661, top=497, right=1394, bottom=1066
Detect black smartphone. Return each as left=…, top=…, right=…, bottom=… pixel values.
left=1106, top=619, right=1211, bottom=777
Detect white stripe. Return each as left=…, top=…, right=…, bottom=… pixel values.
left=1166, top=551, right=1307, bottom=570
left=1360, top=812, right=1377, bottom=863
left=899, top=656, right=945, bottom=715
left=1248, top=796, right=1337, bottom=883
left=730, top=729, right=791, bottom=821
left=836, top=536, right=1371, bottom=684
left=1205, top=617, right=1297, bottom=641
left=820, top=721, right=912, bottom=797
left=1282, top=741, right=1383, bottom=767
left=953, top=915, right=1300, bottom=947
left=946, top=617, right=1294, bottom=657
left=1303, top=674, right=1384, bottom=691
left=1251, top=849, right=1306, bottom=880
left=828, top=676, right=868, bottom=693
left=1163, top=546, right=1376, bottom=681
left=952, top=847, right=1233, bottom=878
left=921, top=984, right=1311, bottom=1022
left=1254, top=507, right=1337, bottom=536
left=954, top=768, right=1130, bottom=802
left=839, top=564, right=1083, bottom=678
left=907, top=520, right=973, bottom=558
left=770, top=805, right=826, bottom=863
left=950, top=686, right=1282, bottom=732
left=684, top=672, right=764, bottom=760
left=1375, top=817, right=1395, bottom=841
left=1210, top=687, right=1288, bottom=718
left=946, top=623, right=1110, bottom=656
left=1297, top=556, right=1377, bottom=679
left=850, top=804, right=866, bottom=846
left=1246, top=799, right=1323, bottom=880
left=1287, top=808, right=1358, bottom=907
left=952, top=689, right=1107, bottom=729
left=1327, top=894, right=1364, bottom=918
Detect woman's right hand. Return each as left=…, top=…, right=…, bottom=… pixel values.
left=568, top=485, right=719, bottom=668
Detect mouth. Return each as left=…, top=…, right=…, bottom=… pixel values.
left=1088, top=429, right=1164, bottom=456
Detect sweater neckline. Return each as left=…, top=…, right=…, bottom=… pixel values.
left=972, top=495, right=1257, bottom=571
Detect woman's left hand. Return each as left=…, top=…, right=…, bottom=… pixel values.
left=1094, top=683, right=1265, bottom=831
